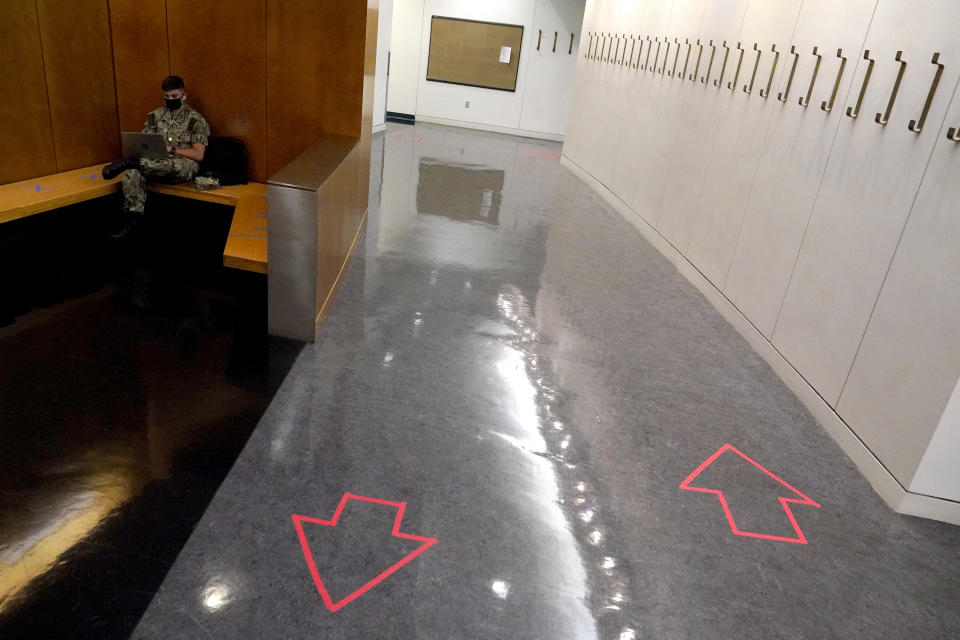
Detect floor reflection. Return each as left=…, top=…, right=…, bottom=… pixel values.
left=416, top=159, right=503, bottom=225
left=494, top=284, right=639, bottom=640
left=0, top=196, right=301, bottom=638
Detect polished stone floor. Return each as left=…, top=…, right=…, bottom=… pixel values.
left=133, top=123, right=960, bottom=639
left=0, top=196, right=300, bottom=639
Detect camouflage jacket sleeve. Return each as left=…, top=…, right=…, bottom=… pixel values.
left=189, top=113, right=211, bottom=146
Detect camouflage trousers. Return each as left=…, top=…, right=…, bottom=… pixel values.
left=122, top=157, right=198, bottom=214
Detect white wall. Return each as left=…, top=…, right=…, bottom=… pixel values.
left=388, top=0, right=585, bottom=138
left=373, top=0, right=395, bottom=131
left=388, top=0, right=425, bottom=116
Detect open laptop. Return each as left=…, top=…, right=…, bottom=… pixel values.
left=121, top=132, right=169, bottom=161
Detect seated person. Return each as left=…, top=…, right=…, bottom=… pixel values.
left=113, top=75, right=210, bottom=237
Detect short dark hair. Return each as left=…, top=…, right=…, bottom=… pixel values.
left=161, top=75, right=185, bottom=92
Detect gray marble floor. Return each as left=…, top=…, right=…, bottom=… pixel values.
left=133, top=123, right=960, bottom=639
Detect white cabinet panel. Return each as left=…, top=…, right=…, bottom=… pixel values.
left=593, top=0, right=665, bottom=188
left=837, top=92, right=960, bottom=490
left=520, top=0, right=586, bottom=136
left=608, top=0, right=707, bottom=215
left=724, top=0, right=878, bottom=337
left=561, top=0, right=590, bottom=160
left=577, top=1, right=630, bottom=178
left=685, top=0, right=803, bottom=287
left=911, top=379, right=960, bottom=501
left=563, top=0, right=602, bottom=165
left=773, top=0, right=960, bottom=406
left=653, top=0, right=749, bottom=250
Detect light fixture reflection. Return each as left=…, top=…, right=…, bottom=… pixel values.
left=201, top=580, right=233, bottom=612
left=491, top=579, right=511, bottom=599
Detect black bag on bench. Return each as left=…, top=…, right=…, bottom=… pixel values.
left=198, top=137, right=249, bottom=186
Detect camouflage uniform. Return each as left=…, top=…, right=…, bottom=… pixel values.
left=122, top=104, right=211, bottom=214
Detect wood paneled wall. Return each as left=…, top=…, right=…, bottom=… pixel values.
left=166, top=0, right=268, bottom=183
left=3, top=0, right=371, bottom=186
left=1, top=0, right=78, bottom=183
left=37, top=0, right=120, bottom=173
left=109, top=0, right=169, bottom=132
left=266, top=0, right=367, bottom=176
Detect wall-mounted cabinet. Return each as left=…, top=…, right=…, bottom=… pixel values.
left=725, top=0, right=879, bottom=338
left=654, top=0, right=749, bottom=250
left=837, top=89, right=960, bottom=499
left=685, top=0, right=803, bottom=287
left=772, top=0, right=960, bottom=407
left=562, top=0, right=960, bottom=514
left=609, top=0, right=707, bottom=217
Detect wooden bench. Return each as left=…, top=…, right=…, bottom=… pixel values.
left=0, top=163, right=267, bottom=274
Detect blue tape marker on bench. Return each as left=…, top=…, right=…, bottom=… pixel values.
left=22, top=185, right=55, bottom=193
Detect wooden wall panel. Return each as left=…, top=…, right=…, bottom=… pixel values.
left=167, top=0, right=268, bottom=182
left=267, top=0, right=367, bottom=176
left=37, top=0, right=120, bottom=172
left=0, top=0, right=58, bottom=184
left=108, top=0, right=169, bottom=133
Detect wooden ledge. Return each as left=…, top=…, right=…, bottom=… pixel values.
left=145, top=180, right=267, bottom=205
left=0, top=163, right=121, bottom=224
left=1, top=164, right=268, bottom=275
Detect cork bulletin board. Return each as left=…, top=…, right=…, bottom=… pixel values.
left=426, top=16, right=524, bottom=92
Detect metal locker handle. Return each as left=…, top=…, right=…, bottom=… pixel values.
left=612, top=35, right=621, bottom=65
left=778, top=45, right=800, bottom=101
left=643, top=36, right=653, bottom=70
left=538, top=30, right=542, bottom=51
left=702, top=40, right=717, bottom=84
left=799, top=46, right=823, bottom=107
left=653, top=37, right=663, bottom=73
left=875, top=51, right=906, bottom=125
left=759, top=44, right=780, bottom=98
left=553, top=31, right=558, bottom=53
left=714, top=41, right=730, bottom=87
left=668, top=38, right=681, bottom=76
left=633, top=35, right=644, bottom=69
left=728, top=42, right=745, bottom=90
left=690, top=39, right=704, bottom=81
left=846, top=50, right=875, bottom=117
left=743, top=43, right=761, bottom=94
left=570, top=33, right=575, bottom=55
left=908, top=52, right=944, bottom=132
left=680, top=38, right=693, bottom=80
left=821, top=49, right=848, bottom=112
left=659, top=38, right=672, bottom=74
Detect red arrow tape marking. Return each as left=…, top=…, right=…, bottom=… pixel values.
left=292, top=493, right=437, bottom=612
left=679, top=444, right=820, bottom=544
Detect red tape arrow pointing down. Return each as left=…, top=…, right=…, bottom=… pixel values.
left=292, top=493, right=437, bottom=612
left=680, top=444, right=821, bottom=544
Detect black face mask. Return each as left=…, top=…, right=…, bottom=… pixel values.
left=164, top=98, right=182, bottom=110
